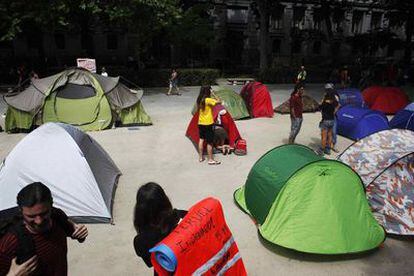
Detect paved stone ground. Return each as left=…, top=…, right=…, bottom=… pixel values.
left=0, top=84, right=413, bottom=276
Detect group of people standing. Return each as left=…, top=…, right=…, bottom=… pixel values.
left=289, top=82, right=340, bottom=155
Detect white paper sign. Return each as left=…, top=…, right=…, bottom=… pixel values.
left=76, top=58, right=96, bottom=73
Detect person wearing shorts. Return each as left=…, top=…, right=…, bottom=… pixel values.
left=319, top=93, right=338, bottom=155
left=196, top=86, right=221, bottom=165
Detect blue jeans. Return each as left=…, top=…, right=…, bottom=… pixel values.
left=289, top=117, right=303, bottom=143
left=332, top=118, right=337, bottom=146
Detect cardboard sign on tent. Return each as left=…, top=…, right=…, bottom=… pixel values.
left=336, top=106, right=389, bottom=140
left=337, top=88, right=365, bottom=108
left=390, top=103, right=414, bottom=131
left=191, top=87, right=250, bottom=120
left=240, top=82, right=274, bottom=118
left=362, top=86, right=409, bottom=114
left=150, top=197, right=247, bottom=275
left=0, top=122, right=121, bottom=223
left=186, top=105, right=243, bottom=151
left=4, top=68, right=152, bottom=132
left=274, top=94, right=319, bottom=114
left=338, top=129, right=414, bottom=235
left=234, top=144, right=385, bottom=254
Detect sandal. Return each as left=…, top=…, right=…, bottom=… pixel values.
left=199, top=158, right=205, bottom=162
left=208, top=160, right=221, bottom=165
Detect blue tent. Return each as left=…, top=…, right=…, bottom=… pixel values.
left=337, top=106, right=389, bottom=140
left=390, top=103, right=414, bottom=131
left=405, top=102, right=414, bottom=111
left=337, top=88, right=365, bottom=107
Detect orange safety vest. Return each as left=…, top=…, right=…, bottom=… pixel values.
left=151, top=197, right=247, bottom=275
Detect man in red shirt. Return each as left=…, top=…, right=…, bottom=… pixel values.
left=288, top=84, right=304, bottom=144
left=0, top=182, right=88, bottom=276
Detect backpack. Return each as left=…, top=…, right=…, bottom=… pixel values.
left=234, top=139, right=247, bottom=156
left=0, top=207, right=74, bottom=265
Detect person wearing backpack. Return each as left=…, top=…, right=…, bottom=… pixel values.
left=0, top=182, right=88, bottom=276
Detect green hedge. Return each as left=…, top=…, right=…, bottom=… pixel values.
left=106, top=67, right=220, bottom=87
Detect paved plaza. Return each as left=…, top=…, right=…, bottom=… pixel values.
left=0, top=84, right=413, bottom=275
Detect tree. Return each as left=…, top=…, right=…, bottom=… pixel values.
left=0, top=0, right=181, bottom=63
left=250, top=1, right=284, bottom=70
left=166, top=2, right=214, bottom=67
left=373, top=0, right=414, bottom=65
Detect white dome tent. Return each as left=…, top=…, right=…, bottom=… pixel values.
left=0, top=122, right=121, bottom=223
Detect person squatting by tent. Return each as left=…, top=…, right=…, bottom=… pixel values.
left=196, top=86, right=222, bottom=165
left=0, top=182, right=88, bottom=276
left=318, top=90, right=339, bottom=155
left=288, top=84, right=304, bottom=144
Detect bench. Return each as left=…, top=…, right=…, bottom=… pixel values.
left=227, top=78, right=255, bottom=85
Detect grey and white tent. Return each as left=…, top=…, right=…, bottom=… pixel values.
left=0, top=122, right=121, bottom=223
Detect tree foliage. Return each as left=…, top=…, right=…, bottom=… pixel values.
left=0, top=0, right=181, bottom=41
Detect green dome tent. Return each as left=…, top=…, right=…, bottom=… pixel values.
left=234, top=144, right=385, bottom=254
left=5, top=68, right=152, bottom=132
left=192, top=87, right=249, bottom=120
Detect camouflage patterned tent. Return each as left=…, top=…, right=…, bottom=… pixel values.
left=274, top=95, right=319, bottom=114
left=338, top=129, right=414, bottom=235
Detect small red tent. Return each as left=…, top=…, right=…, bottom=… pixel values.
left=185, top=105, right=243, bottom=150
left=240, top=82, right=274, bottom=118
left=363, top=86, right=409, bottom=114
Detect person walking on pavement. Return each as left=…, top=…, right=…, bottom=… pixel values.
left=166, top=68, right=181, bottom=96
left=296, top=65, right=307, bottom=85
left=288, top=84, right=304, bottom=144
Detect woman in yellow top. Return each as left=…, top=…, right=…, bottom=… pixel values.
left=196, top=86, right=221, bottom=165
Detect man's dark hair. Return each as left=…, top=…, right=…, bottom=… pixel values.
left=17, top=182, right=53, bottom=208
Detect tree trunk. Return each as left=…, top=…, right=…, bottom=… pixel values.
left=322, top=2, right=335, bottom=65
left=258, top=2, right=269, bottom=70
left=404, top=10, right=413, bottom=66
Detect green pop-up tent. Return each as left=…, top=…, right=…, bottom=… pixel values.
left=192, top=87, right=250, bottom=120
left=234, top=144, right=385, bottom=254
left=4, top=68, right=152, bottom=132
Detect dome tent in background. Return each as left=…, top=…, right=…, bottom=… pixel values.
left=0, top=122, right=121, bottom=223
left=336, top=106, right=389, bottom=140
left=274, top=95, right=319, bottom=114
left=191, top=87, right=250, bottom=120
left=240, top=82, right=274, bottom=118
left=338, top=129, right=414, bottom=235
left=362, top=86, right=409, bottom=114
left=336, top=88, right=365, bottom=107
left=234, top=144, right=385, bottom=254
left=390, top=103, right=414, bottom=131
left=4, top=67, right=152, bottom=132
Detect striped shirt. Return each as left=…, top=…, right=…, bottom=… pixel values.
left=0, top=220, right=70, bottom=276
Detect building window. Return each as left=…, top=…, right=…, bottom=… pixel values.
left=352, top=10, right=364, bottom=34
left=54, top=33, right=65, bottom=50
left=293, top=7, right=306, bottom=30
left=312, top=8, right=323, bottom=30
left=371, top=12, right=382, bottom=30
left=269, top=5, right=284, bottom=30
left=270, top=15, right=283, bottom=30
left=292, top=40, right=301, bottom=54
left=313, top=41, right=321, bottom=54
left=107, top=34, right=118, bottom=50
left=81, top=34, right=88, bottom=50
left=272, top=39, right=281, bottom=53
